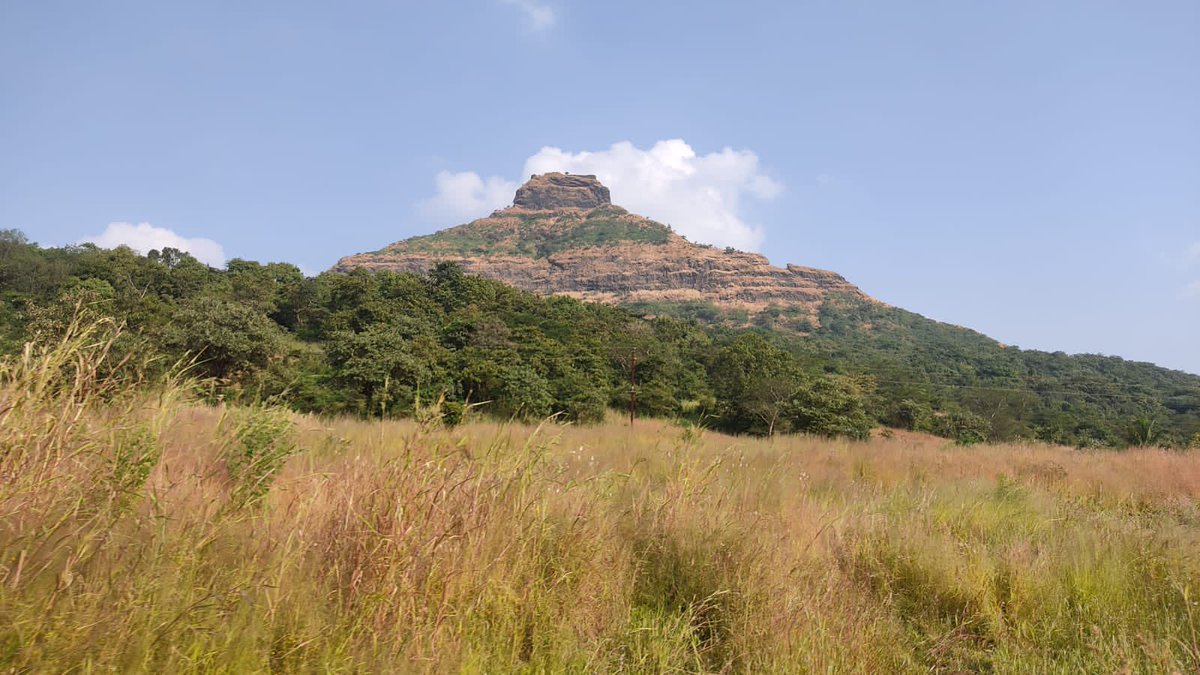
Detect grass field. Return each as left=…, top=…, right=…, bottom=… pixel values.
left=4, top=323, right=1200, bottom=672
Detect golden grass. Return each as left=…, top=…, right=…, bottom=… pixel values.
left=4, top=321, right=1200, bottom=672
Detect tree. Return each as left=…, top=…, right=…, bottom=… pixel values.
left=325, top=320, right=448, bottom=416
left=555, top=376, right=608, bottom=422
left=497, top=365, right=554, bottom=421
left=160, top=298, right=284, bottom=382
left=929, top=409, right=991, bottom=445
left=785, top=376, right=873, bottom=440
left=708, top=334, right=804, bottom=435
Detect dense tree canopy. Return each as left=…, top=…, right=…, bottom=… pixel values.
left=2, top=233, right=1198, bottom=447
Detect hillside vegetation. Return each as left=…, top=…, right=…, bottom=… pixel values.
left=2, top=229, right=1199, bottom=448
left=3, top=320, right=1200, bottom=672
left=388, top=205, right=673, bottom=258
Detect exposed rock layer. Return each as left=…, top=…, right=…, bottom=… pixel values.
left=334, top=174, right=870, bottom=321
left=513, top=172, right=611, bottom=210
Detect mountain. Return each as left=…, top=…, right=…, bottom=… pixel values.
left=334, top=173, right=865, bottom=330
left=2, top=180, right=1198, bottom=446
left=333, top=173, right=1200, bottom=447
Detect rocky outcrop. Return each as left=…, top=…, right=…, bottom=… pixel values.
left=338, top=240, right=861, bottom=313
left=333, top=173, right=872, bottom=325
left=513, top=173, right=611, bottom=210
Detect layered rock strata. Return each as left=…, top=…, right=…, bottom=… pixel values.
left=334, top=173, right=870, bottom=320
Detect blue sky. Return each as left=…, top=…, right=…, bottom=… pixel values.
left=2, top=1, right=1198, bottom=373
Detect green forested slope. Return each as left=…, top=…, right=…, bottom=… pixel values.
left=804, top=297, right=1200, bottom=446
left=2, top=229, right=1197, bottom=447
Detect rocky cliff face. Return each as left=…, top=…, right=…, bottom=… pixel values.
left=513, top=172, right=611, bottom=210
left=334, top=174, right=871, bottom=324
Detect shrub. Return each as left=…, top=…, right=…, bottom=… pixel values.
left=220, top=404, right=295, bottom=508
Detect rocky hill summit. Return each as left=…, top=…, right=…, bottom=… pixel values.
left=333, top=173, right=871, bottom=325
left=513, top=172, right=611, bottom=209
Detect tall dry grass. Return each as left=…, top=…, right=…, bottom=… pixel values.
left=4, top=318, right=1200, bottom=672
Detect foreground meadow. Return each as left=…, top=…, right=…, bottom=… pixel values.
left=4, top=325, right=1200, bottom=672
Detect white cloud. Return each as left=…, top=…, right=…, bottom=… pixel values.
left=499, top=0, right=556, bottom=31
left=1182, top=280, right=1200, bottom=299
left=418, top=170, right=519, bottom=223
left=523, top=140, right=781, bottom=250
left=420, top=139, right=783, bottom=251
left=80, top=222, right=226, bottom=267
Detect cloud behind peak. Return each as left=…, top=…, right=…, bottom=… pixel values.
left=420, top=139, right=782, bottom=251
